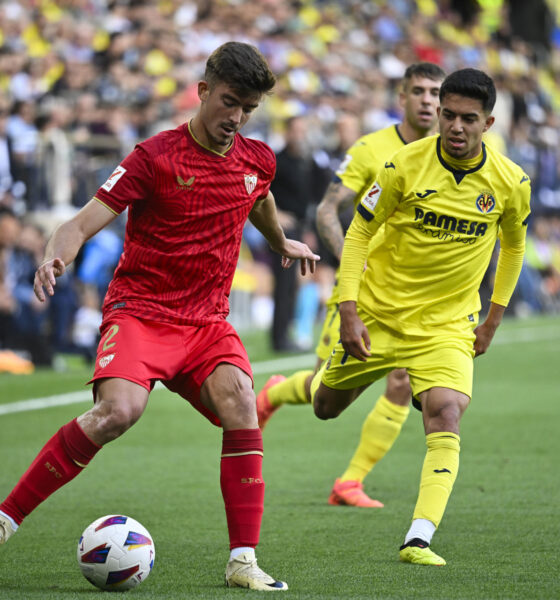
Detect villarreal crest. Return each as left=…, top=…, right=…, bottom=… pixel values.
left=476, top=190, right=495, bottom=214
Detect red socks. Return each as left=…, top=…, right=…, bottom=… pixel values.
left=2, top=420, right=265, bottom=552
left=0, top=418, right=101, bottom=524
left=220, top=428, right=264, bottom=550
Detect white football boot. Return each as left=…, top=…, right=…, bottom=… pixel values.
left=225, top=552, right=288, bottom=591
left=0, top=513, right=16, bottom=544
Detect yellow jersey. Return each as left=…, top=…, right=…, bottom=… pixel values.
left=336, top=124, right=406, bottom=207
left=340, top=135, right=531, bottom=335
left=328, top=125, right=406, bottom=305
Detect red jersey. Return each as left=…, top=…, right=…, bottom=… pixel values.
left=94, top=122, right=276, bottom=325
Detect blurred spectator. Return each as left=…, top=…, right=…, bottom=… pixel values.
left=76, top=225, right=124, bottom=300
left=34, top=99, right=74, bottom=220
left=0, top=108, right=15, bottom=205
left=0, top=208, right=52, bottom=365
left=0, top=208, right=20, bottom=337
left=71, top=283, right=102, bottom=363
left=11, top=221, right=53, bottom=365
left=523, top=216, right=560, bottom=312
left=6, top=100, right=39, bottom=210
left=268, top=115, right=329, bottom=351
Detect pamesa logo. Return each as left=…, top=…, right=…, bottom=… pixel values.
left=413, top=207, right=488, bottom=244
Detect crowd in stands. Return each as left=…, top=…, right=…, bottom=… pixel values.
left=1, top=0, right=560, bottom=369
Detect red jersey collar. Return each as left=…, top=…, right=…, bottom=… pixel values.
left=185, top=121, right=236, bottom=159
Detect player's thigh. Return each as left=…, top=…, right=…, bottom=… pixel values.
left=315, top=301, right=340, bottom=362
left=385, top=368, right=411, bottom=405
left=316, top=317, right=395, bottom=417
left=313, top=380, right=369, bottom=420
left=199, top=363, right=256, bottom=430
left=166, top=320, right=254, bottom=428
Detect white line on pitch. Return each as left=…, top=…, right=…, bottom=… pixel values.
left=0, top=326, right=557, bottom=416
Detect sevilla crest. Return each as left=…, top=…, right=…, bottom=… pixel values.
left=244, top=174, right=257, bottom=195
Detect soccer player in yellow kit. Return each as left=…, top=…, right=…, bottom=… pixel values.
left=257, top=63, right=446, bottom=507
left=311, top=68, right=531, bottom=565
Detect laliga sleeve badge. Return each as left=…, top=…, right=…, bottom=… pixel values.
left=361, top=182, right=382, bottom=211
left=101, top=165, right=127, bottom=192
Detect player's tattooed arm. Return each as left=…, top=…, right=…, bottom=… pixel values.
left=316, top=182, right=356, bottom=262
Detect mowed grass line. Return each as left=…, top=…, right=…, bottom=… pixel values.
left=0, top=315, right=559, bottom=599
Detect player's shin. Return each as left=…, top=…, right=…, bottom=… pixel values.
left=341, top=395, right=410, bottom=483
left=0, top=418, right=102, bottom=525
left=267, top=370, right=314, bottom=406
left=220, top=429, right=264, bottom=550
left=409, top=432, right=460, bottom=539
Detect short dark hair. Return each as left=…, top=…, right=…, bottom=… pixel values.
left=204, top=42, right=276, bottom=96
left=403, top=62, right=446, bottom=86
left=439, top=68, right=496, bottom=113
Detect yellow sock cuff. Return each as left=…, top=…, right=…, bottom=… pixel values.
left=376, top=395, right=410, bottom=423
left=425, top=431, right=460, bottom=451
left=267, top=370, right=314, bottom=406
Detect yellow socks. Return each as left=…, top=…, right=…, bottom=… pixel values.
left=267, top=370, right=314, bottom=406
left=340, top=395, right=410, bottom=483
left=412, top=432, right=460, bottom=527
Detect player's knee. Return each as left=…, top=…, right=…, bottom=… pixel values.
left=313, top=394, right=340, bottom=420
left=385, top=368, right=411, bottom=405
left=423, top=395, right=469, bottom=433
left=313, top=401, right=332, bottom=420
left=88, top=397, right=144, bottom=442
left=234, top=390, right=256, bottom=418
left=216, top=389, right=257, bottom=429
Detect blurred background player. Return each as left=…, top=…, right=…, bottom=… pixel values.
left=256, top=63, right=446, bottom=508
left=311, top=68, right=530, bottom=565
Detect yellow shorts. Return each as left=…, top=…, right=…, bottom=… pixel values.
left=315, top=299, right=340, bottom=361
left=321, top=311, right=477, bottom=399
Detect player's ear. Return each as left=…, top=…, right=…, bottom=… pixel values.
left=198, top=81, right=210, bottom=102
left=483, top=114, right=495, bottom=132
left=398, top=88, right=406, bottom=109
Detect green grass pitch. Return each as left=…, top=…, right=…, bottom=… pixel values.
left=0, top=315, right=559, bottom=599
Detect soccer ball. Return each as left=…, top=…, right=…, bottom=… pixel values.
left=77, top=515, right=155, bottom=591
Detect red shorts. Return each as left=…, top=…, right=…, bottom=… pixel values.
left=89, top=313, right=253, bottom=427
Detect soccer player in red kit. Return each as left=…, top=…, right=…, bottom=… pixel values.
left=0, top=42, right=319, bottom=591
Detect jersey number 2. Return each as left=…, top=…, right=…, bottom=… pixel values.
left=102, top=324, right=119, bottom=351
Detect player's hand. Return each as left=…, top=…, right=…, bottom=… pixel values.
left=339, top=301, right=371, bottom=361
left=278, top=239, right=320, bottom=276
left=33, top=258, right=66, bottom=302
left=473, top=320, right=498, bottom=357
